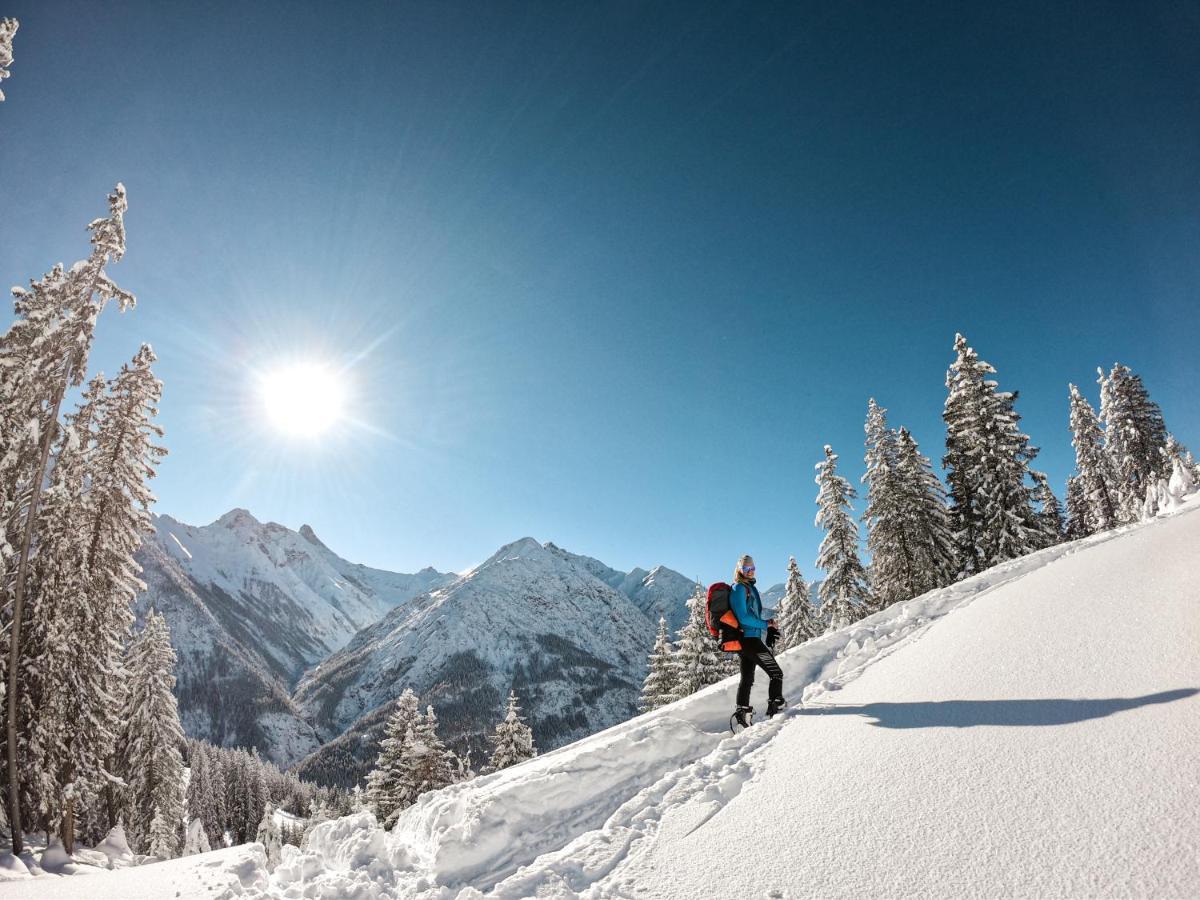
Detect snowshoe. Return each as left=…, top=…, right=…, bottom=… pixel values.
left=730, top=705, right=754, bottom=732
left=766, top=698, right=787, bottom=718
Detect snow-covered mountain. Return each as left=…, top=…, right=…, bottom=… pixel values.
left=291, top=537, right=661, bottom=786
left=545, top=543, right=697, bottom=631
left=134, top=511, right=454, bottom=765
left=135, top=511, right=696, bottom=773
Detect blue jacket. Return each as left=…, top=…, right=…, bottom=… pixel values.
left=730, top=581, right=772, bottom=640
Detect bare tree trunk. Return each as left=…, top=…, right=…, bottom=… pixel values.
left=5, top=376, right=68, bottom=857
left=61, top=797, right=75, bottom=854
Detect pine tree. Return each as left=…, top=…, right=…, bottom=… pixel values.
left=815, top=445, right=871, bottom=630
left=256, top=802, right=282, bottom=870
left=1068, top=383, right=1119, bottom=534
left=943, top=334, right=1039, bottom=574
left=17, top=377, right=106, bottom=847
left=862, top=399, right=935, bottom=611
left=407, top=706, right=457, bottom=802
left=892, top=428, right=958, bottom=592
left=1, top=185, right=136, bottom=854
left=0, top=17, right=17, bottom=101
left=775, top=557, right=820, bottom=651
left=487, top=691, right=537, bottom=772
left=1099, top=363, right=1169, bottom=522
left=638, top=617, right=678, bottom=712
left=1163, top=435, right=1196, bottom=499
left=149, top=804, right=178, bottom=860
left=670, top=582, right=730, bottom=699
left=365, top=688, right=422, bottom=828
left=183, top=816, right=211, bottom=856
left=118, top=612, right=185, bottom=855
left=1030, top=471, right=1065, bottom=549
left=1064, top=475, right=1090, bottom=541
left=185, top=743, right=218, bottom=852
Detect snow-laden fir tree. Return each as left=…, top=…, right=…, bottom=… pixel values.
left=118, top=611, right=185, bottom=856
left=638, top=616, right=678, bottom=711
left=892, top=427, right=958, bottom=592
left=1163, top=435, right=1195, bottom=499
left=183, top=815, right=211, bottom=856
left=17, top=376, right=106, bottom=847
left=1064, top=475, right=1090, bottom=541
left=149, top=804, right=179, bottom=860
left=365, top=688, right=423, bottom=828
left=861, top=399, right=907, bottom=612
left=406, top=706, right=457, bottom=802
left=942, top=333, right=1040, bottom=574
left=1030, top=471, right=1065, bottom=549
left=0, top=17, right=17, bottom=101
left=256, top=802, right=282, bottom=870
left=1067, top=383, right=1119, bottom=534
left=487, top=691, right=537, bottom=772
left=861, top=400, right=955, bottom=610
left=775, top=557, right=820, bottom=651
left=815, top=445, right=872, bottom=630
left=670, top=581, right=731, bottom=700
left=185, top=742, right=219, bottom=852
left=0, top=185, right=136, bottom=854
left=31, top=346, right=163, bottom=850
left=1099, top=363, right=1169, bottom=523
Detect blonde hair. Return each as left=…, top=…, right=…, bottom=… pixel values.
left=733, top=554, right=755, bottom=584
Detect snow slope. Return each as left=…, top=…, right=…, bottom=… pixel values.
left=8, top=498, right=1199, bottom=898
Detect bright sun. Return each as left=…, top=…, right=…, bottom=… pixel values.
left=258, top=363, right=347, bottom=438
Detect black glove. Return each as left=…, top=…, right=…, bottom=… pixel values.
left=766, top=625, right=780, bottom=648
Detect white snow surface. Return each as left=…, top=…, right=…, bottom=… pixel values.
left=11, top=498, right=1199, bottom=898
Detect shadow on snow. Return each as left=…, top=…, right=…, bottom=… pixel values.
left=799, top=688, right=1199, bottom=729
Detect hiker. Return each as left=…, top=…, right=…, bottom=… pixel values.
left=730, top=554, right=784, bottom=728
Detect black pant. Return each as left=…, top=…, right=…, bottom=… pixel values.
left=736, top=637, right=783, bottom=708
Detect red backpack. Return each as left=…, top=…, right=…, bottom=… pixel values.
left=705, top=582, right=743, bottom=652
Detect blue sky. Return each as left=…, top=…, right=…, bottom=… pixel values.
left=1, top=1, right=1197, bottom=588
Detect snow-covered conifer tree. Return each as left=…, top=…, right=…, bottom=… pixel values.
left=815, top=445, right=871, bottom=630
left=670, top=582, right=729, bottom=699
left=1030, top=471, right=1065, bottom=549
left=943, top=334, right=1039, bottom=574
left=638, top=616, right=678, bottom=711
left=487, top=691, right=537, bottom=773
left=256, top=802, right=282, bottom=869
left=407, top=706, right=456, bottom=801
left=1, top=185, right=136, bottom=854
left=775, top=557, right=820, bottom=650
left=862, top=399, right=924, bottom=611
left=149, top=805, right=178, bottom=860
left=1068, top=383, right=1119, bottom=534
left=892, top=427, right=958, bottom=592
left=365, top=688, right=422, bottom=828
left=1064, top=476, right=1090, bottom=541
left=0, top=17, right=17, bottom=101
left=1099, top=363, right=1169, bottom=522
left=183, top=816, right=211, bottom=856
left=118, top=611, right=185, bottom=855
left=16, top=376, right=105, bottom=847
left=185, top=743, right=218, bottom=852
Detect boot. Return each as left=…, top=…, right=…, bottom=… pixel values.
left=731, top=705, right=754, bottom=731
left=766, top=697, right=787, bottom=718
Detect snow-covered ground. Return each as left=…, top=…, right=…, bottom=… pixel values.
left=6, top=497, right=1198, bottom=898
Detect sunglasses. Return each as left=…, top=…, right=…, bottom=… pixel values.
left=741, top=564, right=756, bottom=573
